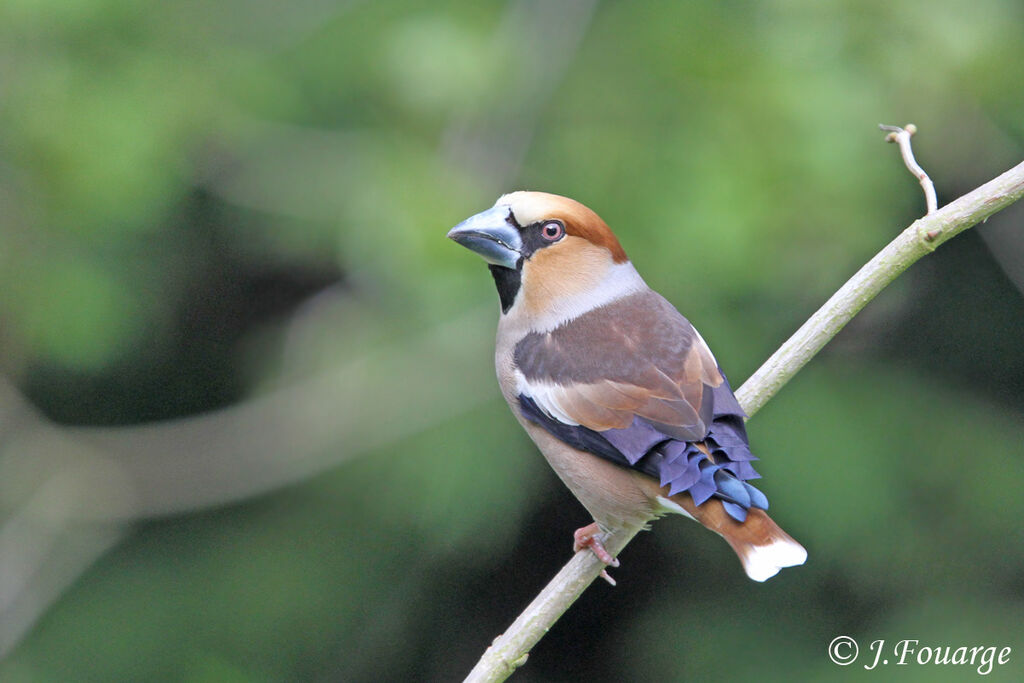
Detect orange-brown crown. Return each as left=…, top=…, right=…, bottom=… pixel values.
left=496, top=191, right=628, bottom=264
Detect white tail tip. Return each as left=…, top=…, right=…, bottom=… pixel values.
left=739, top=537, right=807, bottom=582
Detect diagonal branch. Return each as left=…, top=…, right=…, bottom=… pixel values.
left=738, top=157, right=1024, bottom=415
left=464, top=155, right=1024, bottom=682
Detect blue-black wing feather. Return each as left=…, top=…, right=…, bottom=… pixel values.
left=518, top=373, right=769, bottom=522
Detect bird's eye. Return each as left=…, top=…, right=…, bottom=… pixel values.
left=541, top=221, right=564, bottom=241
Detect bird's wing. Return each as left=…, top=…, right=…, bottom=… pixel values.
left=515, top=289, right=768, bottom=522
left=513, top=289, right=724, bottom=442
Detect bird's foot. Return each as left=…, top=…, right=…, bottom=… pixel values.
left=573, top=523, right=620, bottom=586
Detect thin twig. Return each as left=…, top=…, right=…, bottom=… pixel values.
left=739, top=157, right=1024, bottom=416
left=464, top=156, right=1024, bottom=682
left=880, top=123, right=937, bottom=216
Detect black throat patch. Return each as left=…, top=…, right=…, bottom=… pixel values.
left=488, top=263, right=522, bottom=313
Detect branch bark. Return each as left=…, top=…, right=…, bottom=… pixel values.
left=464, top=157, right=1024, bottom=682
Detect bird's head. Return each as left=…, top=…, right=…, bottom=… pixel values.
left=448, top=192, right=640, bottom=323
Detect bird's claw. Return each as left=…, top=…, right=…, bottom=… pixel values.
left=573, top=522, right=620, bottom=585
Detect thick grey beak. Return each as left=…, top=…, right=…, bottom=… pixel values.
left=447, top=205, right=523, bottom=269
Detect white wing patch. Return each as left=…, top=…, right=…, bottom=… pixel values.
left=516, top=371, right=580, bottom=426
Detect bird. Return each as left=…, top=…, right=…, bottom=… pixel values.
left=447, top=191, right=806, bottom=582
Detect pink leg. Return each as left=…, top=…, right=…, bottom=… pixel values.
left=573, top=522, right=620, bottom=585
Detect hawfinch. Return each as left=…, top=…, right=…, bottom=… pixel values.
left=448, top=192, right=806, bottom=582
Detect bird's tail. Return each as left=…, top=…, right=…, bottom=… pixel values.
left=656, top=494, right=807, bottom=582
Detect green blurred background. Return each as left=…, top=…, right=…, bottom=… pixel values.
left=2, top=0, right=1023, bottom=681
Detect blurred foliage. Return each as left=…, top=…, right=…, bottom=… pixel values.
left=1, top=0, right=1023, bottom=681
